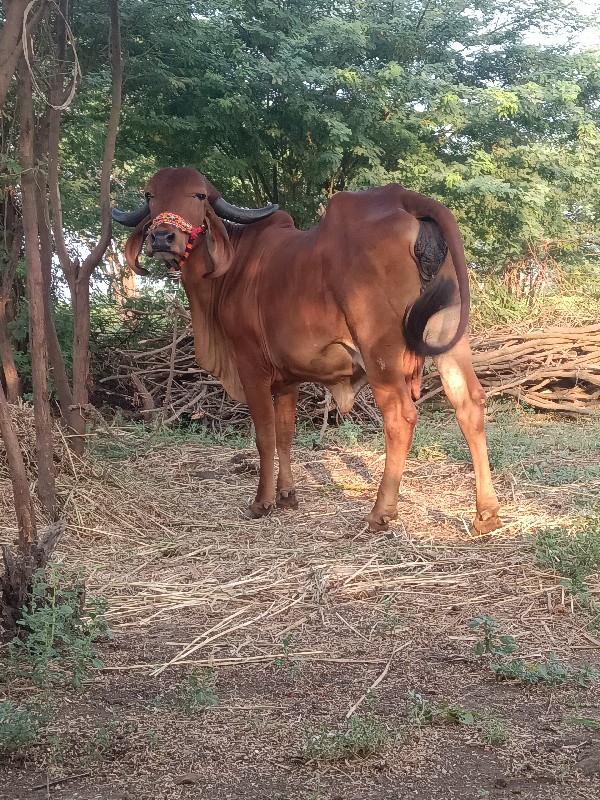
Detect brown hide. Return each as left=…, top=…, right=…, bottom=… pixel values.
left=116, top=168, right=502, bottom=536
left=186, top=186, right=463, bottom=408
left=122, top=171, right=468, bottom=410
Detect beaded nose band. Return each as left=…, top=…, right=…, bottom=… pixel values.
left=149, top=212, right=206, bottom=238
left=145, top=211, right=207, bottom=276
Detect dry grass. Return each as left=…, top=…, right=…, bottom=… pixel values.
left=1, top=413, right=600, bottom=799
left=7, top=425, right=595, bottom=667
left=0, top=402, right=105, bottom=531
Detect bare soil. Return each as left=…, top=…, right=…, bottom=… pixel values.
left=1, top=429, right=600, bottom=800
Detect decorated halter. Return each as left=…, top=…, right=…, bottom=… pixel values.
left=147, top=211, right=207, bottom=273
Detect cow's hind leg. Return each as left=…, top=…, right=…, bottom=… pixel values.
left=275, top=388, right=299, bottom=509
left=365, top=380, right=417, bottom=531
left=434, top=337, right=501, bottom=534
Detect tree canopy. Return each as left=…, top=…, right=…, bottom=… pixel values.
left=50, top=0, right=599, bottom=276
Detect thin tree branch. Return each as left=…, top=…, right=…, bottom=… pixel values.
left=81, top=0, right=122, bottom=279
left=17, top=54, right=57, bottom=515
left=0, top=340, right=37, bottom=551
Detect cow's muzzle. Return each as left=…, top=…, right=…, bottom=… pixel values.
left=149, top=229, right=176, bottom=253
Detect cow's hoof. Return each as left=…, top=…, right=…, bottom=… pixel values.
left=363, top=510, right=396, bottom=532
left=277, top=489, right=298, bottom=510
left=245, top=501, right=275, bottom=519
left=471, top=507, right=502, bottom=536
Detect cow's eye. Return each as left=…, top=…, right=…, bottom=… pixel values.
left=145, top=192, right=153, bottom=202
left=195, top=193, right=207, bottom=200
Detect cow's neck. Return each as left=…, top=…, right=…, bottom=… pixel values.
left=182, top=245, right=246, bottom=404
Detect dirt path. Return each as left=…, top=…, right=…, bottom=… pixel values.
left=2, top=438, right=600, bottom=799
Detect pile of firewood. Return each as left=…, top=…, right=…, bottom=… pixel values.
left=421, top=324, right=600, bottom=415
left=97, top=314, right=600, bottom=427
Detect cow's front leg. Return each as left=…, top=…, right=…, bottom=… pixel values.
left=365, top=381, right=417, bottom=531
left=241, top=376, right=277, bottom=518
left=275, top=388, right=299, bottom=509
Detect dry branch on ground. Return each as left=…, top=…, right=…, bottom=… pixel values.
left=421, top=324, right=600, bottom=414
left=97, top=312, right=600, bottom=425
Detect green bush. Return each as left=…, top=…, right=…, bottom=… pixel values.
left=0, top=701, right=39, bottom=751
left=302, top=711, right=395, bottom=761
left=8, top=568, right=110, bottom=690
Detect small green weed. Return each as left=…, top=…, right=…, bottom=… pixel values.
left=85, top=718, right=137, bottom=763
left=335, top=420, right=364, bottom=446
left=491, top=654, right=597, bottom=687
left=47, top=733, right=69, bottom=765
left=406, top=690, right=479, bottom=727
left=274, top=633, right=302, bottom=678
left=8, top=568, right=110, bottom=690
left=145, top=729, right=161, bottom=748
left=405, top=691, right=436, bottom=727
left=373, top=597, right=404, bottom=636
left=481, top=716, right=510, bottom=745
left=0, top=701, right=39, bottom=751
left=469, top=616, right=517, bottom=657
left=294, top=422, right=322, bottom=449
left=302, top=712, right=395, bottom=761
left=470, top=615, right=597, bottom=688
left=534, top=523, right=600, bottom=593
left=534, top=522, right=600, bottom=631
left=174, top=669, right=219, bottom=714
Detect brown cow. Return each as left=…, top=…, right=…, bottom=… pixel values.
left=113, top=167, right=501, bottom=534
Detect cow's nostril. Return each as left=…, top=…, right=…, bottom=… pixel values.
left=150, top=230, right=175, bottom=249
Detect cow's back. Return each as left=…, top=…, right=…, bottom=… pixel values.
left=218, top=186, right=425, bottom=385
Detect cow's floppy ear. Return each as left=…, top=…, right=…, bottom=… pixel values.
left=203, top=204, right=234, bottom=279
left=124, top=216, right=151, bottom=276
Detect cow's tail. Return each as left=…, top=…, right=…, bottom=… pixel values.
left=400, top=191, right=470, bottom=357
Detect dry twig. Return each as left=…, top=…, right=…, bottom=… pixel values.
left=97, top=316, right=600, bottom=424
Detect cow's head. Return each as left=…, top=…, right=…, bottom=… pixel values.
left=112, top=167, right=278, bottom=279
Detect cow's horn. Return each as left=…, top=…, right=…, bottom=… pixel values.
left=212, top=197, right=278, bottom=224
left=112, top=204, right=150, bottom=227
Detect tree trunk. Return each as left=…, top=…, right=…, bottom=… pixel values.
left=68, top=274, right=91, bottom=456
left=0, top=300, right=21, bottom=402
left=0, top=384, right=65, bottom=640
left=104, top=246, right=136, bottom=308
left=35, top=181, right=75, bottom=421
left=46, top=0, right=123, bottom=456
left=18, top=60, right=57, bottom=517
left=0, top=0, right=30, bottom=111
left=0, top=0, right=45, bottom=113
left=1, top=520, right=65, bottom=638
left=0, top=382, right=36, bottom=549
left=0, top=207, right=23, bottom=402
